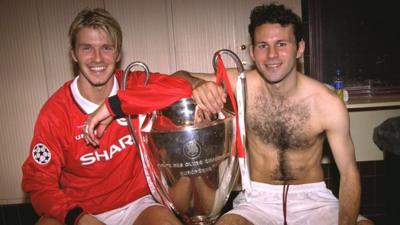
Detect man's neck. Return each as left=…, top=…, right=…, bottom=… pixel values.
left=77, top=78, right=114, bottom=105
left=264, top=72, right=300, bottom=99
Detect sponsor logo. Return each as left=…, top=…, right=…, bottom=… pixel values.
left=32, top=143, right=51, bottom=165
left=80, top=134, right=134, bottom=166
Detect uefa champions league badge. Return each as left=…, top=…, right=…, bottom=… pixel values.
left=32, top=143, right=51, bottom=165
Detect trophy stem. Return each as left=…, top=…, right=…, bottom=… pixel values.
left=184, top=214, right=219, bottom=225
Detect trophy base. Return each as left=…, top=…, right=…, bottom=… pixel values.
left=185, top=214, right=220, bottom=225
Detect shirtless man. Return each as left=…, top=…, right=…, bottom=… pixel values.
left=178, top=3, right=373, bottom=225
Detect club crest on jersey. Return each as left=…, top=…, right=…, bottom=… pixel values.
left=32, top=143, right=51, bottom=165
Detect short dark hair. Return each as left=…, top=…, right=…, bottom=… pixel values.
left=248, top=3, right=303, bottom=46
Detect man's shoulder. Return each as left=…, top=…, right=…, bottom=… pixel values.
left=39, top=81, right=74, bottom=117
left=298, top=75, right=345, bottom=113
left=300, top=75, right=336, bottom=97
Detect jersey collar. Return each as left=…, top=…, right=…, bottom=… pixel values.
left=70, top=75, right=119, bottom=114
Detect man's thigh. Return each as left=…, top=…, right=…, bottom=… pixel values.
left=133, top=205, right=182, bottom=225
left=36, top=217, right=63, bottom=225
left=215, top=213, right=253, bottom=225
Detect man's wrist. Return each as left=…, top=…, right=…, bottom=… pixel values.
left=193, top=79, right=207, bottom=89
left=107, top=95, right=124, bottom=118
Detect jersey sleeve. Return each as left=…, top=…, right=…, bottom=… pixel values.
left=107, top=71, right=192, bottom=116
left=21, top=109, right=81, bottom=223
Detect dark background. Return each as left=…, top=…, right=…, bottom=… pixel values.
left=303, top=0, right=399, bottom=90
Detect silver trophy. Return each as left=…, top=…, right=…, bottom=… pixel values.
left=123, top=50, right=245, bottom=225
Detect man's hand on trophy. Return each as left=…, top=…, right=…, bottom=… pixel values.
left=83, top=103, right=113, bottom=147
left=194, top=107, right=218, bottom=123
left=192, top=81, right=226, bottom=114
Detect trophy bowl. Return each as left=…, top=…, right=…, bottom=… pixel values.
left=141, top=97, right=239, bottom=225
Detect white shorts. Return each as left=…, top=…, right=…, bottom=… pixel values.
left=226, top=181, right=367, bottom=225
left=93, top=195, right=162, bottom=225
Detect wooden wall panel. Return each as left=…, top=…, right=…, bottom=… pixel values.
left=0, top=0, right=48, bottom=203
left=0, top=0, right=104, bottom=204
left=172, top=0, right=237, bottom=73
left=105, top=0, right=174, bottom=74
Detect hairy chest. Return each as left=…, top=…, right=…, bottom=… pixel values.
left=247, top=95, right=315, bottom=151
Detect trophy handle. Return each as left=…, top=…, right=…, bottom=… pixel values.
left=121, top=62, right=173, bottom=207
left=212, top=49, right=245, bottom=74
left=122, top=61, right=150, bottom=88
left=211, top=49, right=252, bottom=200
left=121, top=61, right=150, bottom=141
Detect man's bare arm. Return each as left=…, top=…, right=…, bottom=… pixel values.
left=172, top=70, right=211, bottom=89
left=172, top=70, right=229, bottom=113
left=325, top=97, right=360, bottom=225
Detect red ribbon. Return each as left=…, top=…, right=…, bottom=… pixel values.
left=215, top=54, right=245, bottom=158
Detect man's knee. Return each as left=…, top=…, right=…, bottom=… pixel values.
left=133, top=205, right=182, bottom=225
left=36, top=217, right=63, bottom=225
left=215, top=214, right=253, bottom=225
left=357, top=219, right=374, bottom=225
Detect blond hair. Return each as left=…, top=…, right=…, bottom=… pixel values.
left=68, top=8, right=122, bottom=54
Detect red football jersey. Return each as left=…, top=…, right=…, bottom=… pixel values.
left=22, top=70, right=192, bottom=223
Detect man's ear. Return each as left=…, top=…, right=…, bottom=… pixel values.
left=116, top=52, right=121, bottom=62
left=296, top=39, right=305, bottom=59
left=70, top=49, right=78, bottom=63
left=249, top=45, right=255, bottom=61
